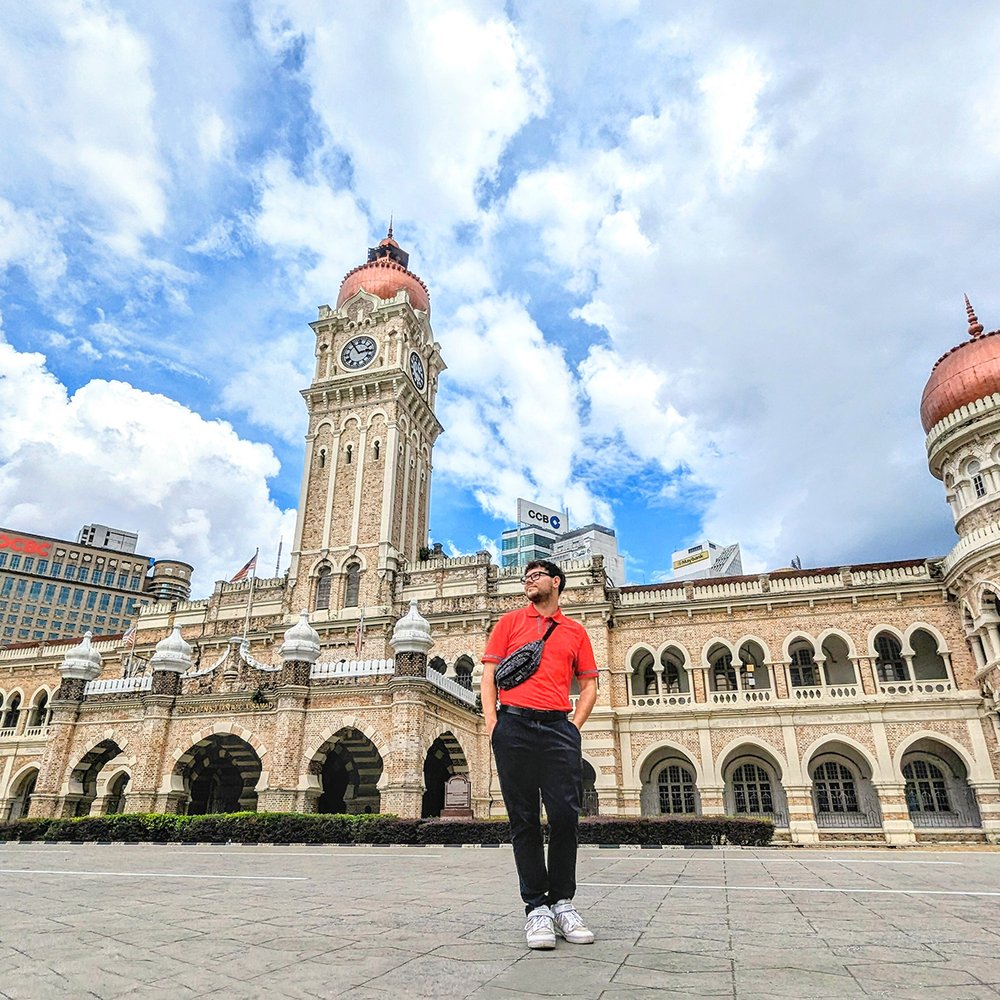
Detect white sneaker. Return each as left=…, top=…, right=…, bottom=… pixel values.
left=524, top=905, right=556, bottom=949
left=552, top=899, right=595, bottom=944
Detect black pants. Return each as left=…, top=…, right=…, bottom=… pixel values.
left=491, top=710, right=583, bottom=913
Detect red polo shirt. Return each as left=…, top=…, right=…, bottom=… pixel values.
left=482, top=605, right=599, bottom=711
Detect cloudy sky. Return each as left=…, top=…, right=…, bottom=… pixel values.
left=1, top=1, right=998, bottom=595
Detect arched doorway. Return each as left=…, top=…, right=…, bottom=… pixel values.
left=807, top=741, right=881, bottom=829
left=70, top=739, right=124, bottom=816
left=901, top=739, right=981, bottom=829
left=315, top=728, right=384, bottom=814
left=422, top=732, right=469, bottom=818
left=721, top=746, right=788, bottom=827
left=639, top=748, right=700, bottom=816
left=105, top=773, right=130, bottom=814
left=6, top=768, right=38, bottom=820
left=177, top=734, right=262, bottom=815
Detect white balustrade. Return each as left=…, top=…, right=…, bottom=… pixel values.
left=711, top=689, right=772, bottom=705
left=792, top=685, right=860, bottom=701
left=310, top=658, right=395, bottom=679
left=84, top=675, right=153, bottom=695
left=0, top=727, right=16, bottom=739
left=424, top=668, right=477, bottom=706
left=631, top=693, right=693, bottom=708
left=23, top=725, right=49, bottom=738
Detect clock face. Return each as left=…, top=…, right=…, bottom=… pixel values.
left=341, top=336, right=377, bottom=370
left=409, top=351, right=426, bottom=389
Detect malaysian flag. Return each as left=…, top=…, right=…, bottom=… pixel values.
left=230, top=553, right=257, bottom=583
left=354, top=608, right=365, bottom=657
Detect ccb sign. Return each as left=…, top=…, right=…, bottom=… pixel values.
left=0, top=533, right=52, bottom=557
left=516, top=498, right=566, bottom=535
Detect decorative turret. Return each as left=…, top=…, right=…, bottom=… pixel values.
left=390, top=600, right=433, bottom=677
left=150, top=626, right=193, bottom=695
left=279, top=610, right=321, bottom=685
left=336, top=226, right=430, bottom=315
left=58, top=631, right=103, bottom=699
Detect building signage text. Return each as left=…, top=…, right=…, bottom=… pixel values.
left=673, top=550, right=710, bottom=570
left=0, top=533, right=52, bottom=557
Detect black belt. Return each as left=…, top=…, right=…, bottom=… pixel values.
left=499, top=705, right=568, bottom=722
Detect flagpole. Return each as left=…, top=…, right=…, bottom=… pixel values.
left=242, top=547, right=259, bottom=641
left=274, top=536, right=283, bottom=577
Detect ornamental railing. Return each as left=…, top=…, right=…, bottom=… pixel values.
left=84, top=676, right=153, bottom=695
left=814, top=809, right=882, bottom=829
left=310, top=658, right=395, bottom=680
left=631, top=692, right=694, bottom=708
left=424, top=667, right=477, bottom=707
left=908, top=808, right=982, bottom=829
left=792, top=684, right=860, bottom=701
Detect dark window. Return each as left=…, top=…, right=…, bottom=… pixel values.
left=64, top=565, right=76, bottom=580
left=118, top=572, right=128, bottom=588
left=344, top=563, right=361, bottom=608
left=22, top=557, right=34, bottom=573
left=36, top=560, right=48, bottom=574
left=112, top=595, right=123, bottom=613
left=44, top=584, right=55, bottom=602
left=14, top=580, right=26, bottom=598
left=29, top=582, right=41, bottom=599
left=99, top=594, right=110, bottom=611
left=52, top=563, right=63, bottom=577
left=345, top=443, right=353, bottom=464
left=315, top=568, right=332, bottom=611
left=57, top=586, right=69, bottom=606
left=373, top=441, right=381, bottom=461
left=9, top=555, right=21, bottom=570
left=874, top=634, right=907, bottom=682
left=903, top=759, right=951, bottom=813
left=104, top=571, right=115, bottom=586
left=732, top=763, right=774, bottom=815
left=72, top=590, right=83, bottom=608
left=85, top=592, right=96, bottom=610
left=658, top=764, right=697, bottom=814
left=972, top=473, right=986, bottom=499
left=812, top=761, right=859, bottom=813
left=0, top=580, right=11, bottom=597
left=789, top=645, right=819, bottom=686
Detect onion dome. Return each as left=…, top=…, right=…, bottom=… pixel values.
left=920, top=296, right=1000, bottom=432
left=335, top=224, right=430, bottom=315
left=280, top=610, right=321, bottom=664
left=60, top=631, right=103, bottom=681
left=390, top=600, right=434, bottom=655
left=150, top=626, right=193, bottom=674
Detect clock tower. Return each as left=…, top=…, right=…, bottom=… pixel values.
left=287, top=227, right=445, bottom=617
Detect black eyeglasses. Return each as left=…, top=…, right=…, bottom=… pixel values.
left=522, top=571, right=552, bottom=584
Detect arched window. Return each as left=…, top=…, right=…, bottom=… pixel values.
left=2, top=693, right=21, bottom=732
left=373, top=441, right=381, bottom=461
left=315, top=567, right=332, bottom=611
left=658, top=763, right=696, bottom=814
left=455, top=656, right=474, bottom=691
left=967, top=460, right=986, bottom=499
left=106, top=773, right=129, bottom=815
left=731, top=763, right=774, bottom=815
left=344, top=562, right=360, bottom=608
left=788, top=642, right=819, bottom=686
left=318, top=448, right=326, bottom=469
left=630, top=649, right=655, bottom=696
left=28, top=691, right=49, bottom=729
left=428, top=656, right=446, bottom=675
left=345, top=444, right=353, bottom=465
left=903, top=759, right=951, bottom=813
left=812, top=760, right=859, bottom=813
left=660, top=650, right=686, bottom=693
left=710, top=649, right=737, bottom=691
left=874, top=633, right=907, bottom=682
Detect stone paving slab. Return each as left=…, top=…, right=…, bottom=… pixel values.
left=1, top=844, right=1000, bottom=998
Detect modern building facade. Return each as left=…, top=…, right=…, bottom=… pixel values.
left=0, top=525, right=192, bottom=646
left=552, top=523, right=625, bottom=587
left=0, top=237, right=998, bottom=846
left=671, top=539, right=743, bottom=580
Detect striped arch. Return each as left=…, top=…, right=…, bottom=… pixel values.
left=716, top=736, right=788, bottom=780
left=732, top=635, right=773, bottom=663
left=168, top=723, right=269, bottom=774
left=656, top=640, right=693, bottom=667
left=866, top=623, right=904, bottom=656
left=781, top=631, right=818, bottom=660
left=892, top=730, right=979, bottom=781
left=3, top=762, right=42, bottom=800
left=303, top=718, right=389, bottom=769
left=815, top=628, right=858, bottom=659
left=701, top=638, right=737, bottom=667
left=800, top=732, right=877, bottom=780
left=420, top=725, right=470, bottom=774
left=65, top=729, right=137, bottom=785
left=902, top=621, right=950, bottom=654
left=634, top=740, right=704, bottom=787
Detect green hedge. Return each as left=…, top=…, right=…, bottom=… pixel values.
left=0, top=812, right=772, bottom=846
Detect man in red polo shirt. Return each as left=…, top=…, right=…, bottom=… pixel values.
left=481, top=559, right=599, bottom=950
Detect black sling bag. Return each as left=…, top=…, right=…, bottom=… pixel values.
left=493, top=619, right=559, bottom=690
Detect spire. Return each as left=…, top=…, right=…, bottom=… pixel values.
left=387, top=214, right=393, bottom=241
left=965, top=294, right=984, bottom=339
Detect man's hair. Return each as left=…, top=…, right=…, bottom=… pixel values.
left=525, top=559, right=566, bottom=594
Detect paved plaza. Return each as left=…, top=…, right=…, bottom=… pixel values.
left=1, top=842, right=999, bottom=999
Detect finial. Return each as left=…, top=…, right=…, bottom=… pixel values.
left=387, top=214, right=393, bottom=240
left=965, top=294, right=984, bottom=338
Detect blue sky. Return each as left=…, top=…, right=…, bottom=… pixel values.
left=1, top=2, right=998, bottom=595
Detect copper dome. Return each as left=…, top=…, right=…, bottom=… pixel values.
left=920, top=299, right=1000, bottom=432
left=335, top=230, right=430, bottom=315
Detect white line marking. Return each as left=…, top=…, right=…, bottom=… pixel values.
left=0, top=868, right=307, bottom=881
left=579, top=882, right=1000, bottom=897
left=173, top=851, right=443, bottom=858
left=599, top=857, right=960, bottom=866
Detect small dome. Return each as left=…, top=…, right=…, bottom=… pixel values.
left=335, top=228, right=430, bottom=315
left=150, top=625, right=193, bottom=674
left=61, top=631, right=103, bottom=681
left=280, top=610, right=321, bottom=664
left=921, top=302, right=1000, bottom=432
left=390, top=600, right=434, bottom=655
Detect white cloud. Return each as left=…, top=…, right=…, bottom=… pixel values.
left=0, top=199, right=68, bottom=297
left=252, top=0, right=549, bottom=230
left=0, top=334, right=296, bottom=595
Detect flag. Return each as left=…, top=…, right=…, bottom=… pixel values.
left=230, top=553, right=257, bottom=583
left=354, top=608, right=365, bottom=657
left=122, top=625, right=138, bottom=650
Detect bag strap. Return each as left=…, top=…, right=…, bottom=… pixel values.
left=540, top=619, right=558, bottom=642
